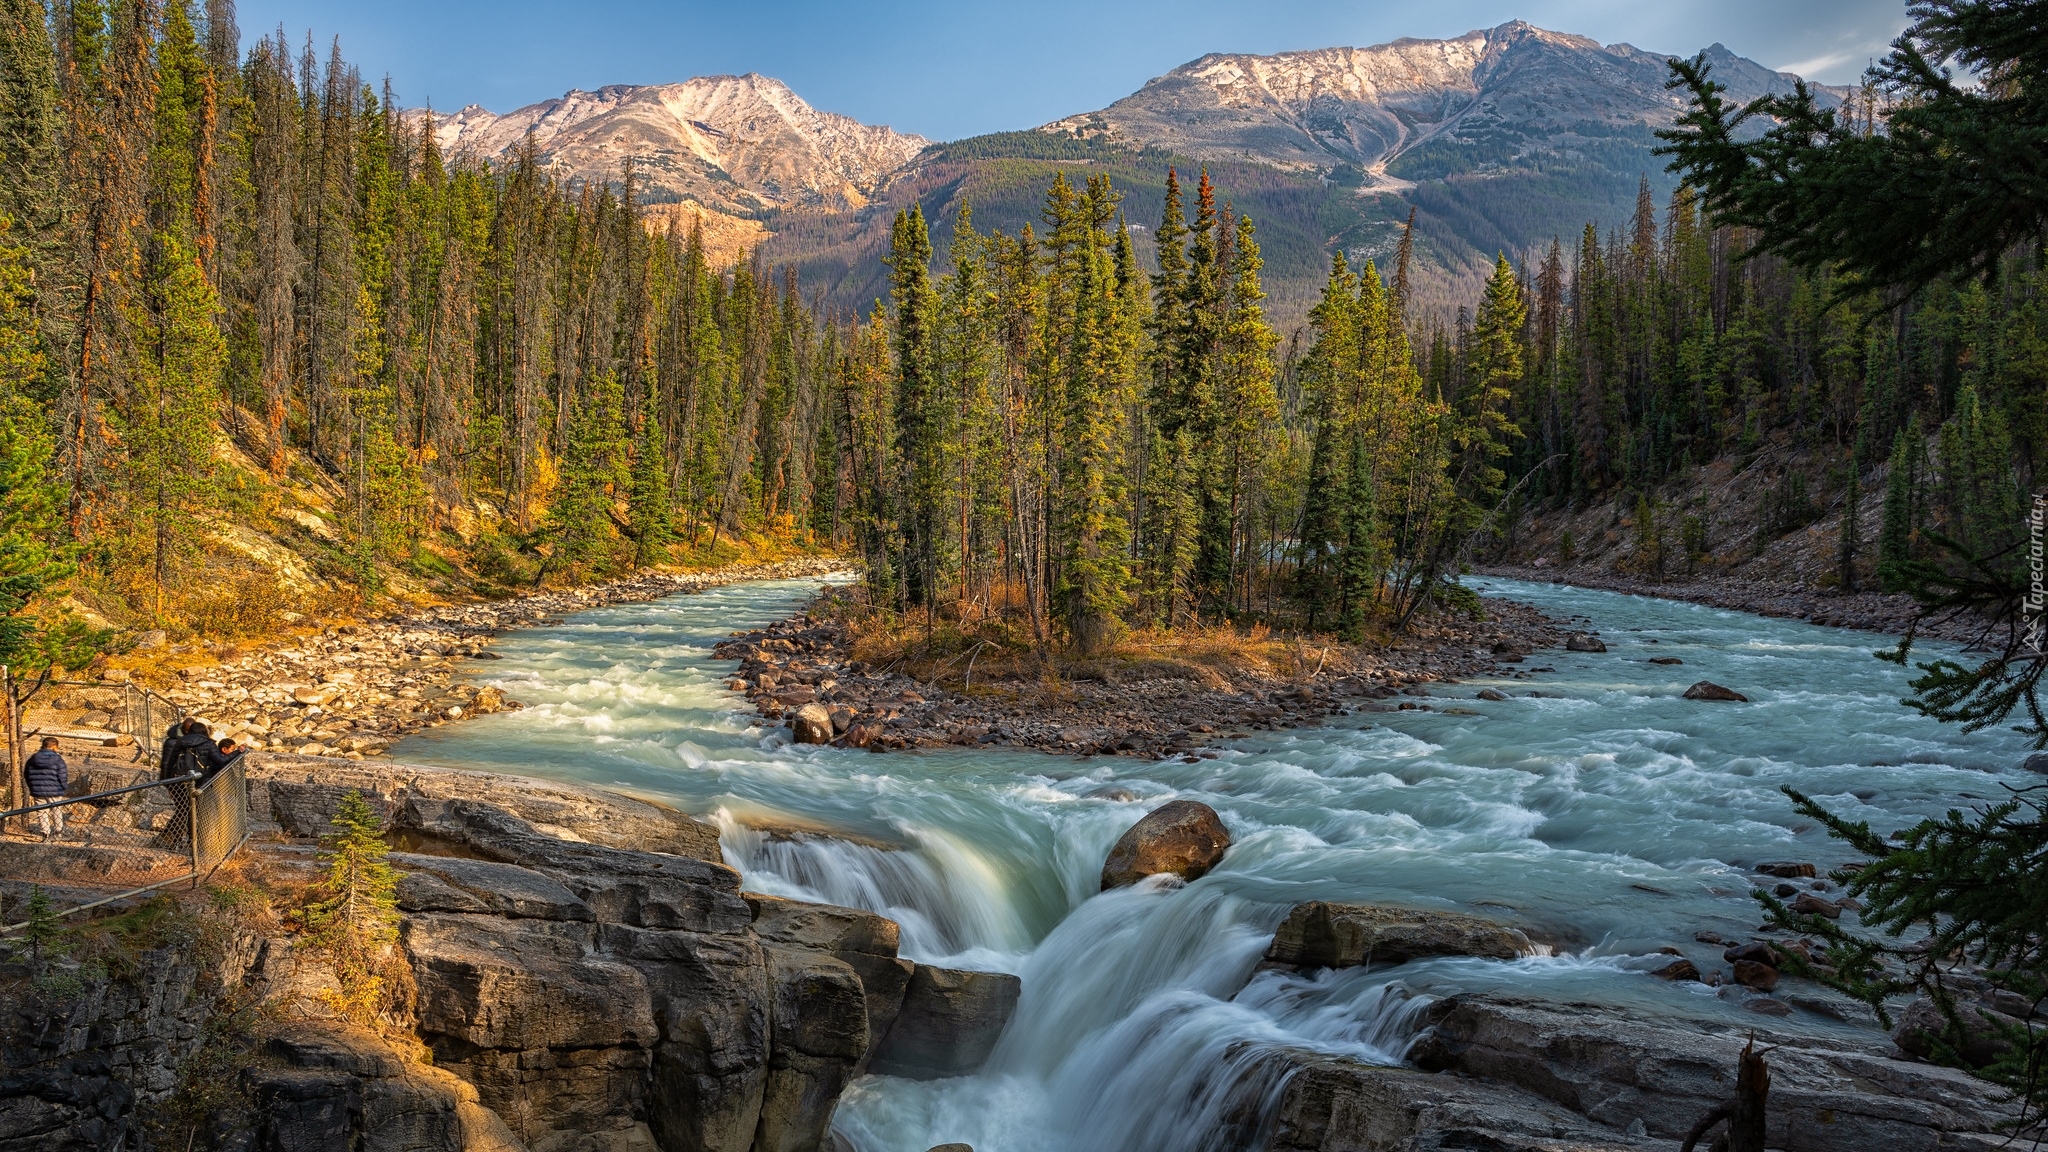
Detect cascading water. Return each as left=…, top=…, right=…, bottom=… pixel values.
left=393, top=574, right=2040, bottom=1151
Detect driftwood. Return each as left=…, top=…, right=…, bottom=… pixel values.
left=1680, top=1036, right=1771, bottom=1152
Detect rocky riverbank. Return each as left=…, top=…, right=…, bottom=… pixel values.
left=1478, top=563, right=1997, bottom=646
left=56, top=558, right=849, bottom=761
left=5, top=755, right=2030, bottom=1152
left=719, top=596, right=1584, bottom=758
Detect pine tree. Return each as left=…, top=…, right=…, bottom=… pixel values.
left=628, top=392, right=673, bottom=566
left=1053, top=186, right=1136, bottom=655
left=540, top=370, right=628, bottom=582
left=1209, top=212, right=1278, bottom=615
left=303, top=789, right=402, bottom=1024
left=0, top=214, right=78, bottom=671
left=888, top=204, right=942, bottom=608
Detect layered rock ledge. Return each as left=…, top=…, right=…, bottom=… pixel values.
left=1, top=753, right=1016, bottom=1152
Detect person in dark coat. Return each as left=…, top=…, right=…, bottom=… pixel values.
left=24, top=736, right=68, bottom=841
left=155, top=719, right=211, bottom=851
left=160, top=718, right=212, bottom=780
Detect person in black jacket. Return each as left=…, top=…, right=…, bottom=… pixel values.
left=160, top=718, right=212, bottom=780
left=155, top=718, right=211, bottom=851
left=24, top=737, right=68, bottom=841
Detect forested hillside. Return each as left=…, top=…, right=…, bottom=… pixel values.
left=0, top=0, right=857, bottom=668
left=0, top=0, right=2039, bottom=679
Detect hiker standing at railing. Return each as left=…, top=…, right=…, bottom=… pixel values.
left=154, top=718, right=211, bottom=851
left=24, top=737, right=67, bottom=842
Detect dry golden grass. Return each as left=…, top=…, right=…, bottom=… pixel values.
left=825, top=582, right=1392, bottom=697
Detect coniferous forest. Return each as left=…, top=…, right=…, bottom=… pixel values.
left=0, top=0, right=2041, bottom=675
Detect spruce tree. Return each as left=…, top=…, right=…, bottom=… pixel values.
left=303, top=789, right=403, bottom=1024
left=0, top=0, right=64, bottom=320
left=540, top=371, right=629, bottom=582
left=123, top=230, right=225, bottom=614
left=1209, top=212, right=1278, bottom=615
left=628, top=398, right=674, bottom=567
left=887, top=204, right=941, bottom=608
left=0, top=214, right=78, bottom=671
left=1336, top=430, right=1382, bottom=639
left=1878, top=422, right=1919, bottom=593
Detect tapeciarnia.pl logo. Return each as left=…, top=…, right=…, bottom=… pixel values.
left=2027, top=492, right=2045, bottom=658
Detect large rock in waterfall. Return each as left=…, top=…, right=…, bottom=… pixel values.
left=1265, top=901, right=1532, bottom=969
left=1099, top=800, right=1231, bottom=890
left=866, top=965, right=1022, bottom=1079
left=748, top=893, right=916, bottom=1070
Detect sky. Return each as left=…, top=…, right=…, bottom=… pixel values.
left=231, top=0, right=1911, bottom=141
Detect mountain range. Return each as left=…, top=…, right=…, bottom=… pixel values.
left=425, top=21, right=1847, bottom=325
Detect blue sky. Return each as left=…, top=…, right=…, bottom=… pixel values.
left=233, top=0, right=1909, bottom=140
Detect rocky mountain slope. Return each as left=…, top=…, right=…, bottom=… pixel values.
left=1044, top=22, right=1844, bottom=186
left=425, top=74, right=929, bottom=216
left=421, top=24, right=1848, bottom=326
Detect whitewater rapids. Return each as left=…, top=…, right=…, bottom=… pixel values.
left=393, top=575, right=2037, bottom=1151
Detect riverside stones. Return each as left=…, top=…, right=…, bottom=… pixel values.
left=789, top=703, right=833, bottom=744
left=1683, top=680, right=1750, bottom=701
left=1099, top=800, right=1231, bottom=890
left=1265, top=901, right=1532, bottom=969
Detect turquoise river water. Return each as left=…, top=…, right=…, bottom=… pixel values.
left=389, top=575, right=2038, bottom=1152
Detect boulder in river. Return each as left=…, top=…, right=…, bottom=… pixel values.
left=1265, top=901, right=1531, bottom=969
left=1683, top=680, right=1749, bottom=702
left=1648, top=656, right=1684, bottom=665
left=1754, top=861, right=1815, bottom=878
left=790, top=702, right=834, bottom=744
left=1731, top=959, right=1780, bottom=991
left=1648, top=955, right=1701, bottom=982
left=1099, top=800, right=1231, bottom=890
left=1475, top=688, right=1508, bottom=701
left=1565, top=633, right=1607, bottom=652
left=2022, top=752, right=2048, bottom=774
left=1790, top=891, right=1842, bottom=919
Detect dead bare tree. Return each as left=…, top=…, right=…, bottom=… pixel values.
left=1680, top=1036, right=1771, bottom=1152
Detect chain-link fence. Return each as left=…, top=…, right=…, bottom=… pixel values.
left=1, top=745, right=249, bottom=931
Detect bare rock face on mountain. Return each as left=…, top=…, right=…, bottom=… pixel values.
left=1044, top=22, right=1844, bottom=186
left=425, top=75, right=927, bottom=216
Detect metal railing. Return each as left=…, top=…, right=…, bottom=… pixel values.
left=0, top=751, right=249, bottom=933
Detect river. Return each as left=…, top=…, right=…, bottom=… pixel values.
left=389, top=574, right=2037, bottom=1152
